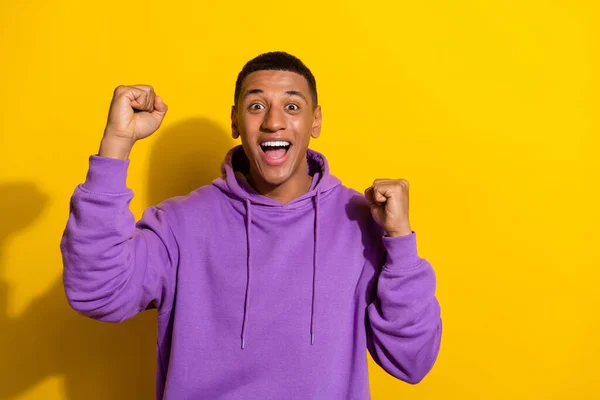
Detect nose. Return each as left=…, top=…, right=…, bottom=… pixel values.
left=261, top=106, right=285, bottom=132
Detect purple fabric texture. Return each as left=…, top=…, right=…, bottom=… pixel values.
left=60, top=145, right=442, bottom=399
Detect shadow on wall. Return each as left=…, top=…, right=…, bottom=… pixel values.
left=147, top=118, right=235, bottom=206
left=0, top=118, right=233, bottom=399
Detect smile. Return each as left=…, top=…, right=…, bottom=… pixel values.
left=259, top=141, right=292, bottom=166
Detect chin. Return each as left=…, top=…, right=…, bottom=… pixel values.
left=257, top=165, right=294, bottom=187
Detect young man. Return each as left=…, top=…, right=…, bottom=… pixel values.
left=61, top=52, right=442, bottom=399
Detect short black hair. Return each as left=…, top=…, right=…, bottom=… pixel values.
left=234, top=51, right=318, bottom=109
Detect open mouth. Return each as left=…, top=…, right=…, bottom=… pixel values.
left=259, top=140, right=292, bottom=161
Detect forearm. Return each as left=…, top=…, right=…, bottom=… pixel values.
left=367, top=233, right=442, bottom=384
left=60, top=155, right=176, bottom=321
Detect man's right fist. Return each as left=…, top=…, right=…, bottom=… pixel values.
left=99, top=85, right=168, bottom=160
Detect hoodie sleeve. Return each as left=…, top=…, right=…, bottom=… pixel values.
left=60, top=155, right=179, bottom=322
left=366, top=232, right=442, bottom=384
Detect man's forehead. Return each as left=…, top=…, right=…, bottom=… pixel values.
left=241, top=70, right=310, bottom=94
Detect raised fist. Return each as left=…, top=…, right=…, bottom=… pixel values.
left=99, top=85, right=168, bottom=159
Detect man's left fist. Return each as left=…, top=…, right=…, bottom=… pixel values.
left=364, top=179, right=412, bottom=237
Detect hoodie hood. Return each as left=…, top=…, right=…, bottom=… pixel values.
left=212, top=145, right=341, bottom=206
left=212, top=145, right=341, bottom=349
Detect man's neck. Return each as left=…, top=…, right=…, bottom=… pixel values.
left=247, top=169, right=313, bottom=204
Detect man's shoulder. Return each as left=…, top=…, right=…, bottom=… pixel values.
left=154, top=184, right=223, bottom=215
left=332, top=184, right=368, bottom=207
left=329, top=184, right=373, bottom=223
left=336, top=183, right=384, bottom=230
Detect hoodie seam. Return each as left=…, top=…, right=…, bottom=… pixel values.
left=212, top=186, right=338, bottom=213
left=77, top=183, right=133, bottom=197
left=155, top=206, right=179, bottom=318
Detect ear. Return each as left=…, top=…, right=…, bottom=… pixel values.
left=311, top=105, right=322, bottom=139
left=310, top=106, right=323, bottom=139
left=231, top=105, right=240, bottom=139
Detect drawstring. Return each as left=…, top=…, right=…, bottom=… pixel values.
left=241, top=199, right=252, bottom=349
left=311, top=189, right=320, bottom=345
left=240, top=190, right=321, bottom=348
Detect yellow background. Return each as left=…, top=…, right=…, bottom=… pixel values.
left=1, top=1, right=598, bottom=399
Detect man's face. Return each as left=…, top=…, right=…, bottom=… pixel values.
left=231, top=70, right=322, bottom=188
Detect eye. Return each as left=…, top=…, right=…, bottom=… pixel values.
left=249, top=103, right=265, bottom=111
left=286, top=104, right=300, bottom=111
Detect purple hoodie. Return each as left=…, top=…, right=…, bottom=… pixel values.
left=61, top=145, right=442, bottom=399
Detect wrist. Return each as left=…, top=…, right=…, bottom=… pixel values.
left=386, top=223, right=413, bottom=237
left=98, top=135, right=135, bottom=160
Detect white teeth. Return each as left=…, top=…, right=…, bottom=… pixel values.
left=261, top=141, right=290, bottom=147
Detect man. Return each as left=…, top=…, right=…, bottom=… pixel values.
left=61, top=51, right=442, bottom=399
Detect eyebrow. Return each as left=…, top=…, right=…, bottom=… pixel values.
left=285, top=90, right=307, bottom=102
left=243, top=89, right=264, bottom=98
left=243, top=89, right=308, bottom=102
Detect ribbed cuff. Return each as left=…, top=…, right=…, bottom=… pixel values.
left=82, top=155, right=131, bottom=193
left=382, top=231, right=421, bottom=271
